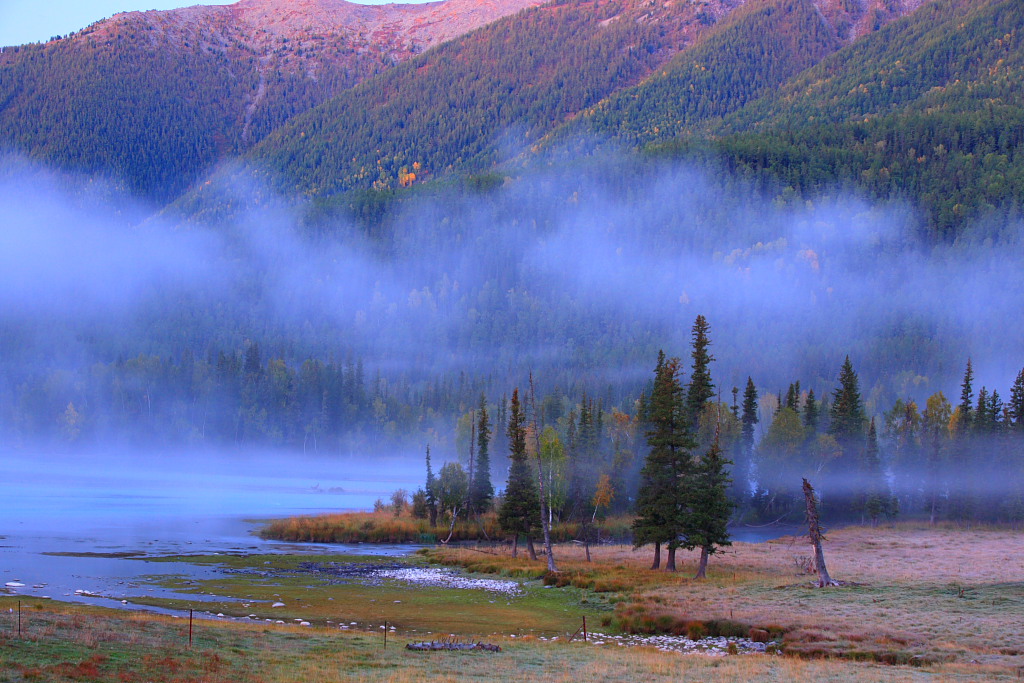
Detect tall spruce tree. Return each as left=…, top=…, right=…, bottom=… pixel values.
left=1010, top=367, right=1024, bottom=431
left=828, top=357, right=867, bottom=450
left=498, top=389, right=540, bottom=559
left=686, top=425, right=733, bottom=579
left=862, top=417, right=893, bottom=525
left=470, top=395, right=494, bottom=514
left=735, top=377, right=759, bottom=504
left=804, top=388, right=819, bottom=433
left=828, top=356, right=867, bottom=515
left=633, top=352, right=694, bottom=571
left=424, top=445, right=438, bottom=528
left=951, top=359, right=977, bottom=520
left=958, top=358, right=975, bottom=433
left=686, top=315, right=715, bottom=429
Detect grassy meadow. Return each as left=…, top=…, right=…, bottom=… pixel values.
left=2, top=524, right=1024, bottom=681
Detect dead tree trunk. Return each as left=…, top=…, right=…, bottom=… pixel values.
left=803, top=478, right=838, bottom=587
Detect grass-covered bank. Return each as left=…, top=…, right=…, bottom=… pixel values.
left=0, top=597, right=999, bottom=682
left=4, top=525, right=1023, bottom=680
left=130, top=552, right=600, bottom=637
left=259, top=510, right=633, bottom=545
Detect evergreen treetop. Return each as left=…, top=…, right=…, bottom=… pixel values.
left=828, top=356, right=867, bottom=444
left=686, top=315, right=715, bottom=428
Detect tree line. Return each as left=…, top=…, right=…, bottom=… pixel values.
left=406, top=315, right=1024, bottom=575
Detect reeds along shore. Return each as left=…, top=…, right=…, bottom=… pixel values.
left=259, top=511, right=634, bottom=545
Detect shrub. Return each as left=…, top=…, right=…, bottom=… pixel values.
left=686, top=621, right=708, bottom=640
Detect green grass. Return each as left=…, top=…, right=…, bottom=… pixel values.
left=127, top=552, right=599, bottom=637
left=1, top=596, right=991, bottom=682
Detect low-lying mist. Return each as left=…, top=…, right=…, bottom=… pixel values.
left=1, top=149, right=1022, bottom=452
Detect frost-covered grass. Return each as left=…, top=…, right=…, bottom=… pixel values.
left=428, top=525, right=1024, bottom=672
left=370, top=567, right=523, bottom=596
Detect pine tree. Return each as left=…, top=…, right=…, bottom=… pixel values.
left=564, top=408, right=581, bottom=518
left=686, top=425, right=733, bottom=579
left=735, top=377, right=759, bottom=505
left=785, top=381, right=801, bottom=411
left=828, top=356, right=867, bottom=449
left=633, top=352, right=694, bottom=571
left=741, top=378, right=759, bottom=454
left=958, top=358, right=975, bottom=434
left=1010, top=367, right=1024, bottom=431
left=470, top=395, right=494, bottom=514
left=862, top=417, right=892, bottom=525
left=828, top=356, right=867, bottom=515
left=498, top=389, right=540, bottom=559
left=951, top=359, right=977, bottom=520
left=804, top=388, right=819, bottom=433
left=686, top=315, right=715, bottom=429
left=424, top=445, right=438, bottom=528
left=974, top=387, right=991, bottom=434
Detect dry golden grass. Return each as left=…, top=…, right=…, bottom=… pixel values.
left=428, top=525, right=1024, bottom=674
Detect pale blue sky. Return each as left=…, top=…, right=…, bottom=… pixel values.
left=0, top=0, right=429, bottom=47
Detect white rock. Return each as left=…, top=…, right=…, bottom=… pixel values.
left=6, top=582, right=25, bottom=588
left=300, top=622, right=311, bottom=627
left=272, top=602, right=286, bottom=608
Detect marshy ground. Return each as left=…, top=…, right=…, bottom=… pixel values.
left=2, top=524, right=1023, bottom=681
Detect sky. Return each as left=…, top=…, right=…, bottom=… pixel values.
left=0, top=0, right=431, bottom=47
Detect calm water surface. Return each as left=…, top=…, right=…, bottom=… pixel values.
left=1, top=450, right=420, bottom=610
left=2, top=450, right=804, bottom=614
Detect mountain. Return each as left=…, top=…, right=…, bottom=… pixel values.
left=691, top=0, right=1024, bottom=237
left=247, top=0, right=925, bottom=198
left=553, top=0, right=844, bottom=148
left=0, top=0, right=542, bottom=199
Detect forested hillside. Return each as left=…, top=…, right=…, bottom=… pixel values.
left=558, top=0, right=842, bottom=147
left=0, top=0, right=542, bottom=199
left=249, top=0, right=923, bottom=197
left=656, top=0, right=1024, bottom=238
left=249, top=0, right=721, bottom=196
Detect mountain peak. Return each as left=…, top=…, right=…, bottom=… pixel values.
left=90, top=0, right=544, bottom=58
